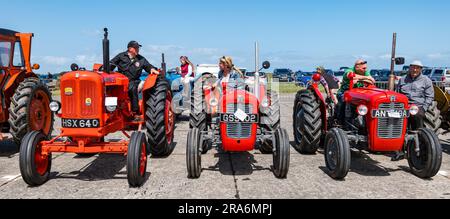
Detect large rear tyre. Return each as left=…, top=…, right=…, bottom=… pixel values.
left=273, top=128, right=290, bottom=178
left=9, top=77, right=54, bottom=145
left=19, top=131, right=52, bottom=186
left=293, top=89, right=322, bottom=154
left=324, top=128, right=351, bottom=180
left=145, top=79, right=175, bottom=157
left=127, top=131, right=148, bottom=187
left=189, top=75, right=210, bottom=154
left=187, top=128, right=202, bottom=178
left=260, top=90, right=280, bottom=154
left=407, top=128, right=442, bottom=178
left=424, top=101, right=442, bottom=132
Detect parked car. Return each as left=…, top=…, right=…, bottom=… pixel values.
left=430, top=68, right=450, bottom=83
left=295, top=71, right=313, bottom=86
left=244, top=71, right=267, bottom=89
left=273, top=68, right=294, bottom=82
left=196, top=64, right=220, bottom=78
left=370, top=69, right=381, bottom=81
left=423, top=68, right=433, bottom=77
left=333, top=70, right=345, bottom=82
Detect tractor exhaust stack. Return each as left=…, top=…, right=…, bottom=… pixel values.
left=255, top=42, right=260, bottom=100
left=388, top=33, right=397, bottom=91
left=103, top=28, right=110, bottom=74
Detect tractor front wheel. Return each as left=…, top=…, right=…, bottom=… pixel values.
left=190, top=76, right=209, bottom=154
left=324, top=128, right=351, bottom=180
left=272, top=128, right=290, bottom=178
left=145, top=79, right=175, bottom=157
left=127, top=131, right=148, bottom=187
left=293, top=89, right=322, bottom=154
left=187, top=128, right=202, bottom=178
left=9, top=77, right=54, bottom=145
left=407, top=128, right=442, bottom=179
left=19, top=131, right=52, bottom=186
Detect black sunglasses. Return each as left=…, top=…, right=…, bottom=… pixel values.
left=356, top=61, right=368, bottom=65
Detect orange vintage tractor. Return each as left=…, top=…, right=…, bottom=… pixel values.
left=0, top=28, right=53, bottom=144
left=19, top=28, right=175, bottom=187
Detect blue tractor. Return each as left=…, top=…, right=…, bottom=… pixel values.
left=165, top=68, right=185, bottom=116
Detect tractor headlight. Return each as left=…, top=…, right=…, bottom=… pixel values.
left=49, top=101, right=61, bottom=112
left=105, top=97, right=118, bottom=112
left=357, top=105, right=368, bottom=116
left=209, top=98, right=218, bottom=107
left=410, top=105, right=419, bottom=116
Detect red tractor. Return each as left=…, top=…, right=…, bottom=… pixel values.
left=19, top=28, right=175, bottom=187
left=187, top=57, right=290, bottom=179
left=293, top=67, right=442, bottom=179
left=0, top=28, right=53, bottom=144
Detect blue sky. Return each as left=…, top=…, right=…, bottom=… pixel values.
left=1, top=0, right=449, bottom=73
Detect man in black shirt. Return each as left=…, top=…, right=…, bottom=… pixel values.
left=110, top=41, right=159, bottom=120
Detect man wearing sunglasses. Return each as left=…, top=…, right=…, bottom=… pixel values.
left=336, top=59, right=375, bottom=123
left=338, top=59, right=375, bottom=96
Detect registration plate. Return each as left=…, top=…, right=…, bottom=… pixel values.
left=220, top=113, right=259, bottom=123
left=62, top=119, right=100, bottom=128
left=372, top=110, right=409, bottom=118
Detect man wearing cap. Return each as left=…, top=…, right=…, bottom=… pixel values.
left=336, top=59, right=375, bottom=123
left=110, top=41, right=160, bottom=120
left=398, top=61, right=434, bottom=130
left=337, top=59, right=375, bottom=97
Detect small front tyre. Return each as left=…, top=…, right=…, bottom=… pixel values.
left=187, top=128, right=202, bottom=178
left=19, top=131, right=52, bottom=186
left=324, top=128, right=351, bottom=180
left=273, top=128, right=290, bottom=178
left=127, top=131, right=148, bottom=187
left=407, top=128, right=442, bottom=179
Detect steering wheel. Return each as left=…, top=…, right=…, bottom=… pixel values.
left=358, top=79, right=375, bottom=88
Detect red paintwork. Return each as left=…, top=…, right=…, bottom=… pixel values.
left=220, top=89, right=259, bottom=152
left=310, top=83, right=328, bottom=132
left=312, top=73, right=321, bottom=82
left=344, top=87, right=410, bottom=152
left=48, top=67, right=147, bottom=150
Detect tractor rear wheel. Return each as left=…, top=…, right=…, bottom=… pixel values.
left=260, top=90, right=280, bottom=154
left=145, top=79, right=175, bottom=157
left=424, top=101, right=442, bottom=132
left=324, top=128, right=351, bottom=180
left=187, top=128, right=202, bottom=178
left=273, top=128, right=290, bottom=178
left=19, top=131, right=52, bottom=186
left=407, top=128, right=442, bottom=179
left=189, top=76, right=208, bottom=154
left=127, top=131, right=148, bottom=187
left=9, top=77, right=54, bottom=145
left=293, top=89, right=322, bottom=154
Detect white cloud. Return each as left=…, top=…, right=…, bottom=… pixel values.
left=427, top=53, right=445, bottom=59
left=41, top=56, right=71, bottom=66
left=75, top=54, right=102, bottom=67
left=81, top=29, right=102, bottom=37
